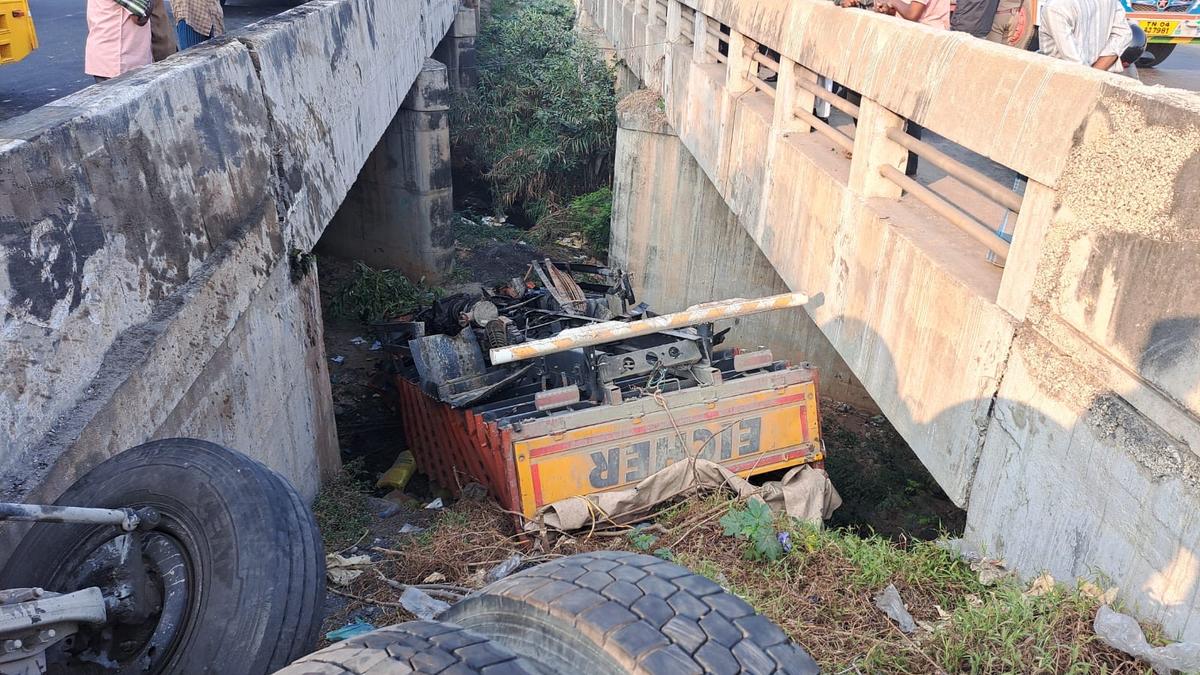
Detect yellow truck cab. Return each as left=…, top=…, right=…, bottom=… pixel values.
left=0, top=0, right=36, bottom=65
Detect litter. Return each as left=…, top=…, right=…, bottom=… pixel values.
left=326, top=553, right=372, bottom=586
left=423, top=572, right=447, bottom=584
left=367, top=497, right=402, bottom=520
left=399, top=586, right=451, bottom=620
left=485, top=554, right=524, bottom=583
left=874, top=584, right=917, bottom=634
left=1094, top=604, right=1200, bottom=674
left=399, top=523, right=424, bottom=534
left=377, top=451, right=416, bottom=491
left=350, top=336, right=367, bottom=345
left=1024, top=572, right=1056, bottom=597
left=369, top=340, right=383, bottom=351
left=325, top=619, right=376, bottom=642
left=330, top=355, right=345, bottom=365
left=424, top=498, right=444, bottom=510
left=777, top=531, right=793, bottom=554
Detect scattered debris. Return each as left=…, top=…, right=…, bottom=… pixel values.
left=424, top=498, right=444, bottom=510
left=399, top=587, right=451, bottom=621
left=969, top=557, right=1010, bottom=586
left=369, top=340, right=383, bottom=351
left=330, top=355, right=345, bottom=365
left=777, top=531, right=793, bottom=554
left=367, top=497, right=403, bottom=520
left=874, top=584, right=917, bottom=634
left=350, top=336, right=367, bottom=345
left=325, top=619, right=376, bottom=642
left=422, top=572, right=447, bottom=584
left=399, top=523, right=425, bottom=534
left=1024, top=572, right=1056, bottom=597
left=1080, top=580, right=1119, bottom=605
left=377, top=451, right=416, bottom=491
left=1094, top=605, right=1200, bottom=674
left=555, top=232, right=586, bottom=249
left=485, top=554, right=524, bottom=583
left=326, top=553, right=372, bottom=586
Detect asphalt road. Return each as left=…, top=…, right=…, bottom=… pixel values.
left=0, top=4, right=1197, bottom=123
left=0, top=0, right=298, bottom=122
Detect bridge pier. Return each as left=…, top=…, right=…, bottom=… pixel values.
left=320, top=59, right=455, bottom=279
left=609, top=91, right=875, bottom=410
left=434, top=6, right=479, bottom=92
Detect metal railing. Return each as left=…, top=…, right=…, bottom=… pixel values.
left=749, top=49, right=778, bottom=98
left=880, top=165, right=1012, bottom=259
left=679, top=4, right=695, bottom=42
left=704, top=18, right=728, bottom=63
left=789, top=75, right=855, bottom=153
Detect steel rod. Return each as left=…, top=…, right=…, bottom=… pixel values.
left=792, top=107, right=855, bottom=153
left=490, top=293, right=811, bottom=364
left=795, top=77, right=860, bottom=119
left=751, top=51, right=779, bottom=72
left=885, top=128, right=1023, bottom=213
left=705, top=46, right=727, bottom=63
left=749, top=74, right=777, bottom=98
left=0, top=502, right=137, bottom=529
left=880, top=164, right=1011, bottom=260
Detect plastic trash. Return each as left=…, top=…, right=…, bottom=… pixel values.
left=399, top=523, right=425, bottom=534
left=377, top=451, right=416, bottom=491
left=330, top=355, right=345, bottom=365
left=778, top=531, right=793, bottom=554
left=874, top=584, right=917, bottom=633
left=325, top=619, right=376, bottom=642
left=486, top=554, right=524, bottom=583
left=1094, top=605, right=1200, bottom=674
left=424, top=497, right=444, bottom=510
left=400, top=586, right=451, bottom=620
left=350, top=336, right=367, bottom=345
left=369, top=340, right=383, bottom=351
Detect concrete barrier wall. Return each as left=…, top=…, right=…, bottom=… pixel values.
left=584, top=0, right=1200, bottom=640
left=0, top=0, right=457, bottom=549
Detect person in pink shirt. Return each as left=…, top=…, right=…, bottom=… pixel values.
left=875, top=0, right=955, bottom=28
left=85, top=0, right=153, bottom=82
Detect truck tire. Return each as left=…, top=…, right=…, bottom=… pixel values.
left=275, top=621, right=534, bottom=674
left=0, top=438, right=325, bottom=675
left=441, top=551, right=819, bottom=675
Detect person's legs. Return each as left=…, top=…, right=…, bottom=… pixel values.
left=150, top=0, right=178, bottom=61
left=904, top=122, right=923, bottom=176
left=175, top=20, right=210, bottom=50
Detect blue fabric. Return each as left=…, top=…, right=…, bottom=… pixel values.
left=176, top=20, right=210, bottom=49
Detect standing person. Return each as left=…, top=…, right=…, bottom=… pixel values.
left=1037, top=0, right=1131, bottom=72
left=149, top=0, right=178, bottom=61
left=870, top=0, right=953, bottom=174
left=988, top=0, right=1035, bottom=48
left=85, top=0, right=153, bottom=82
left=951, top=0, right=1000, bottom=37
left=174, top=0, right=225, bottom=49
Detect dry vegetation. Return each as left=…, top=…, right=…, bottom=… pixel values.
left=314, top=478, right=1157, bottom=674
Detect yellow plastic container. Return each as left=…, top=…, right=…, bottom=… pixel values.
left=0, top=0, right=37, bottom=66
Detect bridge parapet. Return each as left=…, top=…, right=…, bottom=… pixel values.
left=588, top=0, right=1200, bottom=639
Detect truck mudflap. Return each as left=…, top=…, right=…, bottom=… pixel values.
left=396, top=362, right=824, bottom=519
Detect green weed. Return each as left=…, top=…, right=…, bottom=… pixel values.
left=330, top=261, right=441, bottom=323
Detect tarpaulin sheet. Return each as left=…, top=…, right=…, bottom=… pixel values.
left=527, top=458, right=841, bottom=533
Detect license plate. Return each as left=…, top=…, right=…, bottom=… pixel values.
left=1141, top=19, right=1178, bottom=36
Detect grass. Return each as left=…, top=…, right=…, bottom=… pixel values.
left=312, top=462, right=375, bottom=551
left=312, top=485, right=1158, bottom=673
left=330, top=261, right=442, bottom=323
left=451, top=212, right=533, bottom=249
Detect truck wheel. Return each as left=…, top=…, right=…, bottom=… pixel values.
left=275, top=621, right=533, bottom=674
left=1138, top=43, right=1176, bottom=68
left=441, top=551, right=819, bottom=675
left=0, top=438, right=325, bottom=675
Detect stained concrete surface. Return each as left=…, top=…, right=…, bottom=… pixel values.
left=0, top=0, right=300, bottom=122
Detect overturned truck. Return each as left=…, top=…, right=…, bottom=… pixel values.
left=384, top=261, right=827, bottom=518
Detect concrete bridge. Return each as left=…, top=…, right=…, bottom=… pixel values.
left=0, top=0, right=475, bottom=508
left=589, top=0, right=1200, bottom=642
left=2, top=0, right=1200, bottom=646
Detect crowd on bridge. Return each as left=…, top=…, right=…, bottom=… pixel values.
left=840, top=0, right=1136, bottom=73
left=86, top=0, right=224, bottom=81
